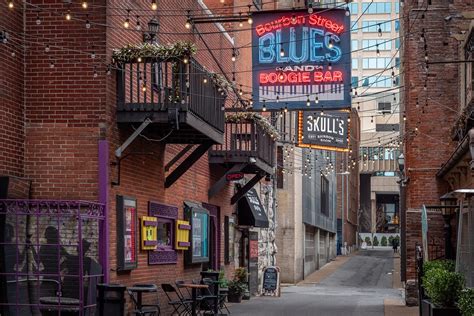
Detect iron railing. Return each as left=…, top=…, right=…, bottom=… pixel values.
left=0, top=200, right=105, bottom=316
left=116, top=58, right=225, bottom=133
left=210, top=120, right=276, bottom=167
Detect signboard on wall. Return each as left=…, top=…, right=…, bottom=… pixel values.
left=297, top=110, right=349, bottom=151
left=251, top=9, right=351, bottom=110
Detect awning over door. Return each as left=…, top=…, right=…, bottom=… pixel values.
left=237, top=188, right=269, bottom=228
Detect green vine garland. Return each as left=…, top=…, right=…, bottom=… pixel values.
left=112, top=41, right=234, bottom=93
left=225, top=112, right=280, bottom=139
left=112, top=41, right=196, bottom=63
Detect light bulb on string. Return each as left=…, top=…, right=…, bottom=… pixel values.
left=93, top=67, right=98, bottom=78
left=280, top=47, right=285, bottom=57
left=291, top=14, right=296, bottom=24
left=185, top=19, right=191, bottom=29
left=106, top=65, right=112, bottom=76
left=376, top=45, right=380, bottom=56
left=36, top=14, right=41, bottom=25
left=328, top=36, right=334, bottom=49
left=345, top=6, right=350, bottom=16
left=328, top=62, right=332, bottom=70
left=276, top=95, right=280, bottom=103
left=284, top=106, right=288, bottom=113
left=371, top=116, right=373, bottom=123
left=151, top=0, right=157, bottom=10
left=306, top=96, right=310, bottom=107
left=315, top=95, right=319, bottom=104
left=82, top=1, right=88, bottom=9
left=231, top=50, right=236, bottom=62
left=8, top=1, right=13, bottom=9
left=377, top=24, right=382, bottom=37
left=142, top=82, right=147, bottom=92
left=91, top=51, right=95, bottom=59
left=137, top=56, right=142, bottom=62
left=124, top=10, right=130, bottom=28
left=203, top=77, right=208, bottom=84
left=66, top=11, right=72, bottom=21
left=45, top=44, right=50, bottom=52
left=424, top=52, right=428, bottom=61
left=247, top=15, right=253, bottom=24
left=308, top=4, right=313, bottom=14
left=50, top=61, right=55, bottom=68
left=420, top=30, right=425, bottom=42
left=183, top=56, right=188, bottom=64
left=85, top=15, right=91, bottom=29
left=136, top=16, right=141, bottom=31
left=262, top=100, right=267, bottom=112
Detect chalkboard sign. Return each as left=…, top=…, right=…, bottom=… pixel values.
left=262, top=266, right=280, bottom=296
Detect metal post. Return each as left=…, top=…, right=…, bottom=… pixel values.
left=443, top=215, right=453, bottom=260
left=400, top=183, right=407, bottom=282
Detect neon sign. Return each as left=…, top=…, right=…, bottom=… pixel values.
left=251, top=9, right=351, bottom=111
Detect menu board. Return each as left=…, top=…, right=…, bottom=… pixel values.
left=262, top=266, right=281, bottom=297
left=117, top=196, right=138, bottom=270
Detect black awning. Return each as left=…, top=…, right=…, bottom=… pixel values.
left=237, top=188, right=269, bottom=228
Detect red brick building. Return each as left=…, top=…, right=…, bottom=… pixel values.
left=0, top=0, right=276, bottom=314
left=400, top=0, right=473, bottom=305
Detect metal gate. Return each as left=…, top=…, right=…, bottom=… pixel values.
left=0, top=200, right=105, bottom=315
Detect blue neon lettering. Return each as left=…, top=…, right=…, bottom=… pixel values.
left=325, top=33, right=342, bottom=62
left=289, top=27, right=308, bottom=63
left=259, top=33, right=275, bottom=63
left=310, top=28, right=325, bottom=62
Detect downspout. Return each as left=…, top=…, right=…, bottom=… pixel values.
left=98, top=140, right=109, bottom=282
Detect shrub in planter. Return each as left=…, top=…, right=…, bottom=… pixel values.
left=364, top=236, right=372, bottom=246
left=457, top=288, right=474, bottom=316
left=381, top=236, right=388, bottom=246
left=388, top=236, right=394, bottom=245
left=227, top=280, right=247, bottom=303
left=422, top=268, right=464, bottom=308
left=423, top=260, right=455, bottom=275
left=373, top=236, right=379, bottom=246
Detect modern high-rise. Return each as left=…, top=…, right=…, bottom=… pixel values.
left=349, top=0, right=402, bottom=239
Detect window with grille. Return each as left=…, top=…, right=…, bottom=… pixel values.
left=378, top=102, right=392, bottom=113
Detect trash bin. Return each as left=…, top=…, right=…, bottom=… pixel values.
left=96, top=283, right=126, bottom=316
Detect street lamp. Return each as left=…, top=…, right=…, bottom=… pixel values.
left=398, top=152, right=406, bottom=282
left=439, top=192, right=457, bottom=260
left=143, top=18, right=160, bottom=43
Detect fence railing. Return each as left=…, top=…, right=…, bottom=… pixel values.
left=117, top=58, right=225, bottom=133
left=210, top=120, right=276, bottom=167
left=0, top=199, right=105, bottom=316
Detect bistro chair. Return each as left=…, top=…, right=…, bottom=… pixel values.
left=161, top=283, right=192, bottom=315
left=197, top=278, right=219, bottom=315
left=175, top=280, right=192, bottom=300
left=127, top=288, right=160, bottom=316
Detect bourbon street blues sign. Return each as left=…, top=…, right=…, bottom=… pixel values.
left=251, top=9, right=351, bottom=110
left=297, top=110, right=349, bottom=152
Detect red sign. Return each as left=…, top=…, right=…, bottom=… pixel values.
left=250, top=240, right=259, bottom=259
left=226, top=172, right=244, bottom=182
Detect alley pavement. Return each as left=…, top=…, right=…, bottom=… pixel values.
left=229, top=249, right=417, bottom=316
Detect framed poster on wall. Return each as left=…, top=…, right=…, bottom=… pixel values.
left=117, top=195, right=138, bottom=271
left=184, top=201, right=210, bottom=265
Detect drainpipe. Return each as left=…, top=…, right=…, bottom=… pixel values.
left=98, top=139, right=110, bottom=282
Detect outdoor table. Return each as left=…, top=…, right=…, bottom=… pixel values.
left=128, top=284, right=158, bottom=313
left=39, top=296, right=80, bottom=316
left=180, top=283, right=209, bottom=316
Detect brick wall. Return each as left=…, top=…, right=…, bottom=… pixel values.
left=2, top=0, right=242, bottom=314
left=401, top=0, right=472, bottom=282
left=0, top=3, right=25, bottom=177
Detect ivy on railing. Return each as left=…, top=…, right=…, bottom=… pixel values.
left=225, top=112, right=280, bottom=140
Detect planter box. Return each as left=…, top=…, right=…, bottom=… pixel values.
left=422, top=299, right=461, bottom=316
left=227, top=293, right=242, bottom=303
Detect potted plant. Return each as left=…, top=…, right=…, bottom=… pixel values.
left=227, top=267, right=249, bottom=303
left=457, top=288, right=474, bottom=316
left=227, top=280, right=247, bottom=303
left=422, top=267, right=464, bottom=316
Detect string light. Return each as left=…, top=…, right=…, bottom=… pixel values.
left=306, top=95, right=310, bottom=107
left=136, top=16, right=141, bottom=31
left=247, top=15, right=253, bottom=24
left=185, top=19, right=191, bottom=29
left=377, top=24, right=382, bottom=37
left=284, top=106, right=288, bottom=113
left=85, top=15, right=91, bottom=29
left=82, top=1, right=88, bottom=9
left=142, top=82, right=147, bottom=92
left=315, top=94, right=319, bottom=104
left=183, top=56, right=188, bottom=64
left=291, top=14, right=296, bottom=24
left=137, top=57, right=142, bottom=62
left=203, top=77, right=208, bottom=84
left=345, top=6, right=350, bottom=16
left=50, top=61, right=55, bottom=68
left=308, top=3, right=313, bottom=14
left=280, top=47, right=285, bottom=57
left=328, top=37, right=334, bottom=49
left=376, top=45, right=380, bottom=56
left=36, top=13, right=41, bottom=25
left=45, top=44, right=50, bottom=52
left=328, top=62, right=332, bottom=70
left=106, top=65, right=112, bottom=76
left=231, top=50, right=236, bottom=62
left=66, top=10, right=72, bottom=21
left=124, top=10, right=130, bottom=28
left=276, top=95, right=280, bottom=103
left=262, top=100, right=266, bottom=112
left=93, top=67, right=98, bottom=78
left=91, top=51, right=95, bottom=59
left=8, top=1, right=13, bottom=9
left=239, top=13, right=243, bottom=27
left=151, top=0, right=157, bottom=11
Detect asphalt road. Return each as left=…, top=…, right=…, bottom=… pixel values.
left=228, top=249, right=401, bottom=316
